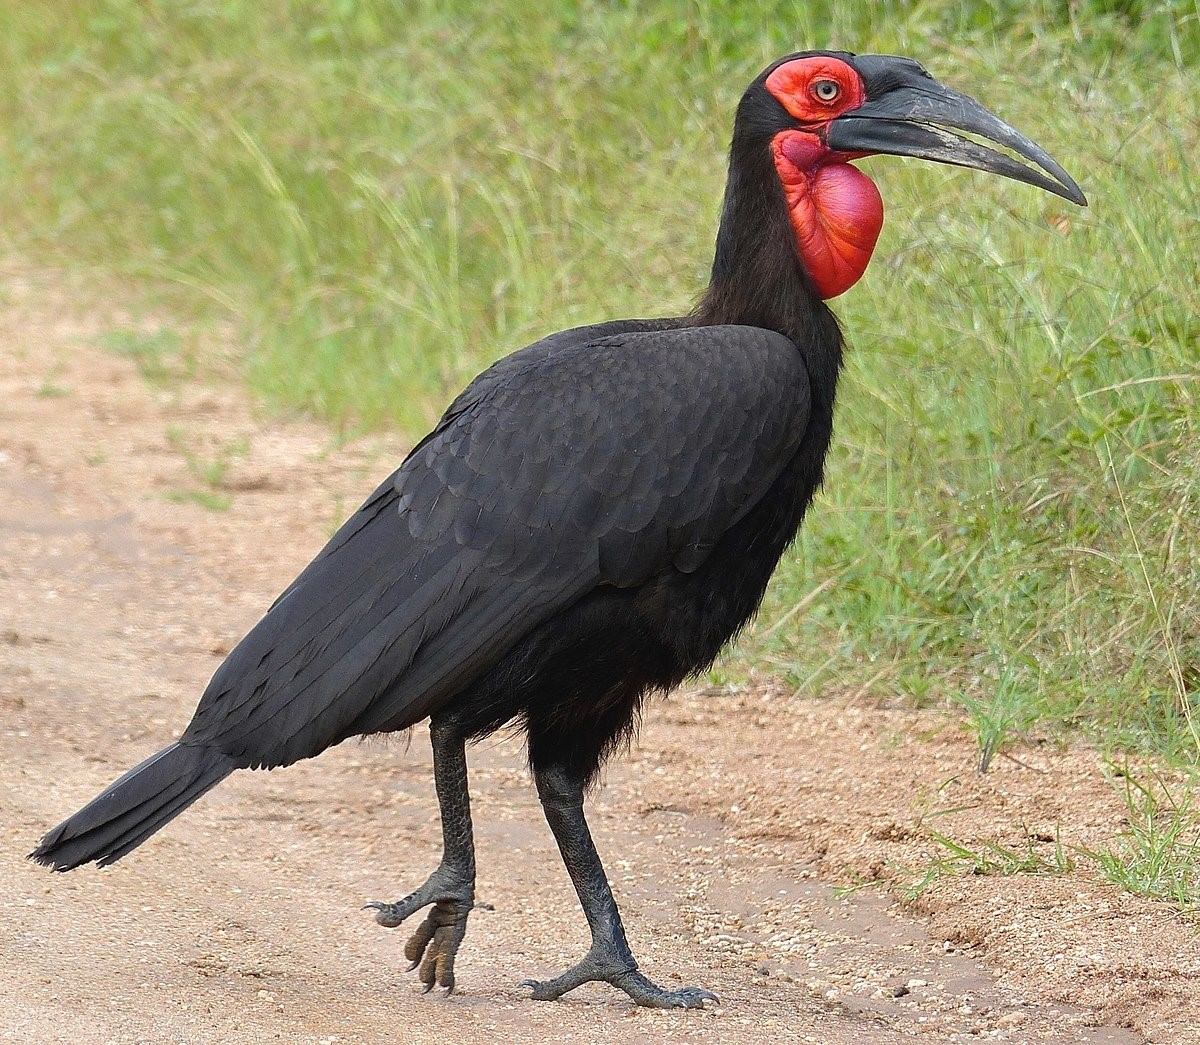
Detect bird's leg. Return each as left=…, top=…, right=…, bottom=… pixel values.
left=364, top=714, right=475, bottom=992
left=521, top=764, right=717, bottom=1009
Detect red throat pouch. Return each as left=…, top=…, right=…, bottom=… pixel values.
left=771, top=130, right=884, bottom=299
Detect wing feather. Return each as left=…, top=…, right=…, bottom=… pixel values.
left=181, top=323, right=811, bottom=769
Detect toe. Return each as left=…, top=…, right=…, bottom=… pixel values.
left=613, top=970, right=718, bottom=1009
left=435, top=949, right=455, bottom=992
left=519, top=978, right=558, bottom=1002
left=405, top=911, right=439, bottom=965
left=433, top=923, right=464, bottom=991
left=418, top=944, right=438, bottom=991
left=364, top=901, right=406, bottom=929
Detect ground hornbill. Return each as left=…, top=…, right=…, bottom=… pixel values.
left=33, top=51, right=1084, bottom=1007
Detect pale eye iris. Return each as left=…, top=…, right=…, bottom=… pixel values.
left=813, top=79, right=840, bottom=102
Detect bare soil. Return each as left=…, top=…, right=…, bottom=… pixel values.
left=1, top=265, right=1195, bottom=1043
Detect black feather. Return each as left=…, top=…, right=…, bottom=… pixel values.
left=31, top=743, right=232, bottom=870
left=33, top=64, right=846, bottom=862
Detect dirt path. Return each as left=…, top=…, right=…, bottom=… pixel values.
left=0, top=266, right=1193, bottom=1043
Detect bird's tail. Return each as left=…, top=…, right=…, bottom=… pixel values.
left=30, top=742, right=234, bottom=871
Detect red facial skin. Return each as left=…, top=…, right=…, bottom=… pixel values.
left=764, top=57, right=884, bottom=299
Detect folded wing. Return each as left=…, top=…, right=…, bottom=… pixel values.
left=182, top=324, right=812, bottom=769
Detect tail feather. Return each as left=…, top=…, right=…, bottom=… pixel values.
left=30, top=742, right=233, bottom=871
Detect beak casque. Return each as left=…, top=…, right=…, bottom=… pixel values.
left=827, top=54, right=1087, bottom=206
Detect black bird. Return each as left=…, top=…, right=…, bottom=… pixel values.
left=33, top=51, right=1084, bottom=1007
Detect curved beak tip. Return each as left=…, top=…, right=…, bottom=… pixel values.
left=830, top=63, right=1089, bottom=210
left=1046, top=176, right=1088, bottom=208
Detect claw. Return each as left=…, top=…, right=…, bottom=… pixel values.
left=365, top=901, right=406, bottom=928
left=519, top=977, right=550, bottom=999
left=519, top=976, right=563, bottom=1002
left=659, top=986, right=718, bottom=1010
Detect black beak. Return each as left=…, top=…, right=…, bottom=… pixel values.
left=827, top=54, right=1087, bottom=206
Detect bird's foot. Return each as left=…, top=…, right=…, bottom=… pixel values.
left=520, top=947, right=718, bottom=1009
left=363, top=864, right=474, bottom=993
left=401, top=899, right=470, bottom=992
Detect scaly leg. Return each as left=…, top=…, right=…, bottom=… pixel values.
left=521, top=763, right=717, bottom=1009
left=364, top=713, right=475, bottom=992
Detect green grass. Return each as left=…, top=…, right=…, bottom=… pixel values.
left=166, top=486, right=233, bottom=512
left=897, top=827, right=1075, bottom=903
left=100, top=326, right=191, bottom=385
left=1, top=1, right=1197, bottom=760
left=163, top=425, right=249, bottom=511
left=894, top=765, right=1200, bottom=911
left=1082, top=764, right=1200, bottom=908
left=36, top=363, right=71, bottom=399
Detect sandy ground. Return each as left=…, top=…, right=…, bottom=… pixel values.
left=0, top=266, right=1196, bottom=1043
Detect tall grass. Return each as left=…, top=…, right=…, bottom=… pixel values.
left=1, top=1, right=1197, bottom=758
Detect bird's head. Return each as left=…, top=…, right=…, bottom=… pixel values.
left=734, top=51, right=1087, bottom=299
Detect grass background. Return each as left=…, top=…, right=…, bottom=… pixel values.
left=1, top=0, right=1197, bottom=766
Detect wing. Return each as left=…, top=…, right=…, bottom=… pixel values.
left=182, top=323, right=811, bottom=769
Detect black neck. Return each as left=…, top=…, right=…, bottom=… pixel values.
left=691, top=124, right=844, bottom=408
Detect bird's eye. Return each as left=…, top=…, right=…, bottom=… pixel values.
left=812, top=79, right=841, bottom=103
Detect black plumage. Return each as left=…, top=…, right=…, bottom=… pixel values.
left=32, top=49, right=1084, bottom=1008
left=184, top=322, right=816, bottom=767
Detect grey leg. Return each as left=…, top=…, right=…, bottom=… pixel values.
left=521, top=764, right=717, bottom=1009
left=364, top=714, right=475, bottom=992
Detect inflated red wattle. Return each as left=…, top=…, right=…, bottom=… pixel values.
left=771, top=130, right=884, bottom=299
